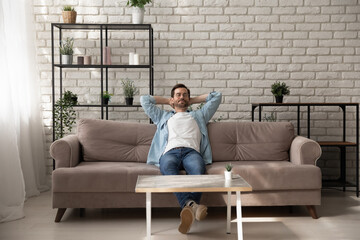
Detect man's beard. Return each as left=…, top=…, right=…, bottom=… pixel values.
left=174, top=99, right=189, bottom=109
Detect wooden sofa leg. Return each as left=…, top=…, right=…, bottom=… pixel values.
left=55, top=208, right=67, bottom=222
left=306, top=205, right=319, bottom=219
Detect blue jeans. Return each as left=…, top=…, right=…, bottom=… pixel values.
left=159, top=147, right=206, bottom=208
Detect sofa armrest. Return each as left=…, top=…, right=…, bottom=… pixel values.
left=290, top=136, right=322, bottom=165
left=50, top=135, right=81, bottom=168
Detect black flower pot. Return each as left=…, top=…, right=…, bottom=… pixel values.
left=125, top=97, right=133, bottom=106
left=71, top=96, right=78, bottom=105
left=103, top=98, right=109, bottom=105
left=275, top=96, right=283, bottom=103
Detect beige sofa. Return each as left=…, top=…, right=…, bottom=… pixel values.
left=50, top=118, right=322, bottom=222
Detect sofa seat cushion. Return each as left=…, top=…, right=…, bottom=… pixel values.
left=53, top=162, right=160, bottom=193
left=206, top=161, right=321, bottom=191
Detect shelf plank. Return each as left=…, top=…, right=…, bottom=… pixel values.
left=252, top=102, right=359, bottom=107
left=52, top=23, right=152, bottom=30
left=54, top=64, right=151, bottom=69
left=73, top=104, right=141, bottom=108
left=318, top=141, right=357, bottom=146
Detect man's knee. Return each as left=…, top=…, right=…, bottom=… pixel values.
left=160, top=154, right=179, bottom=175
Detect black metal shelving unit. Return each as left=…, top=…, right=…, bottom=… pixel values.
left=251, top=102, right=359, bottom=197
left=51, top=23, right=154, bottom=143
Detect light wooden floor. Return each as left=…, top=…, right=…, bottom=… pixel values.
left=1, top=189, right=360, bottom=240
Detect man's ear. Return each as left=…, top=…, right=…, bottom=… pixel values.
left=170, top=98, right=175, bottom=108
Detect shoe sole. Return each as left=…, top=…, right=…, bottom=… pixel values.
left=196, top=205, right=208, bottom=221
left=178, top=206, right=194, bottom=234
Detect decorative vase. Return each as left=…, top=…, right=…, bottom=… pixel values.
left=132, top=7, right=144, bottom=24
left=224, top=171, right=232, bottom=180
left=103, top=47, right=111, bottom=65
left=62, top=11, right=77, bottom=24
left=275, top=96, right=283, bottom=103
left=61, top=55, right=73, bottom=65
left=125, top=97, right=134, bottom=106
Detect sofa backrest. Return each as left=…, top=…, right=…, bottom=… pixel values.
left=77, top=119, right=155, bottom=163
left=208, top=122, right=294, bottom=162
left=77, top=119, right=294, bottom=163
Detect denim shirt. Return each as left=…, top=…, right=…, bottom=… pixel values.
left=140, top=92, right=222, bottom=166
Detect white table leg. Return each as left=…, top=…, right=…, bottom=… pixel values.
left=146, top=192, right=151, bottom=240
left=236, top=191, right=243, bottom=240
left=227, top=191, right=231, bottom=234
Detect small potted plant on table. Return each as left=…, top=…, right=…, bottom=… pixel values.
left=271, top=81, right=290, bottom=103
left=224, top=163, right=233, bottom=180
left=121, top=78, right=138, bottom=106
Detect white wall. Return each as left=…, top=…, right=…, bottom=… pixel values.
left=33, top=0, right=360, bottom=183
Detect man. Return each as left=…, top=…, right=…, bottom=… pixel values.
left=140, top=84, right=222, bottom=234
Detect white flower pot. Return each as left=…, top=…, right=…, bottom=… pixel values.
left=224, top=171, right=232, bottom=180
left=132, top=7, right=144, bottom=24
left=62, top=55, right=73, bottom=65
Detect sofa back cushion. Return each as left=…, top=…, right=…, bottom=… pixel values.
left=208, top=122, right=294, bottom=162
left=77, top=119, right=155, bottom=163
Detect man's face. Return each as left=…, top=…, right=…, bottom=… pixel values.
left=171, top=88, right=190, bottom=109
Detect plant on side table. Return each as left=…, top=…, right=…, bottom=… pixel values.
left=271, top=81, right=290, bottom=103
left=126, top=0, right=152, bottom=24
left=54, top=90, right=78, bottom=140
left=102, top=91, right=113, bottom=105
left=62, top=5, right=77, bottom=23
left=224, top=163, right=233, bottom=180
left=121, top=78, right=138, bottom=106
left=59, top=37, right=74, bottom=65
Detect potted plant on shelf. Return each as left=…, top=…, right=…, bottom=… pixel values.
left=102, top=91, right=113, bottom=105
left=271, top=81, right=290, bottom=103
left=126, top=0, right=152, bottom=24
left=121, top=78, right=138, bottom=106
left=54, top=90, right=77, bottom=140
left=224, top=163, right=233, bottom=180
left=62, top=6, right=77, bottom=24
left=59, top=37, right=74, bottom=65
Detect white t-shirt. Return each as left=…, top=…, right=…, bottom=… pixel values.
left=164, top=112, right=201, bottom=154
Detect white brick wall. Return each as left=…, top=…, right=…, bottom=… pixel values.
left=34, top=0, right=360, bottom=183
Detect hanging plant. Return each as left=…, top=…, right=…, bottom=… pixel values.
left=54, top=91, right=77, bottom=140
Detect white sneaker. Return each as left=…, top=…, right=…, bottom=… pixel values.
left=178, top=206, right=194, bottom=234
left=187, top=200, right=208, bottom=221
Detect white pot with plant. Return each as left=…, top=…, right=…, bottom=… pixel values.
left=121, top=78, right=139, bottom=106
left=224, top=163, right=233, bottom=180
left=60, top=37, right=74, bottom=65
left=126, top=0, right=152, bottom=24
left=62, top=6, right=77, bottom=24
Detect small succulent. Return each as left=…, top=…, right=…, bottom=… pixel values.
left=63, top=6, right=75, bottom=11
left=225, top=163, right=233, bottom=172
left=103, top=91, right=113, bottom=100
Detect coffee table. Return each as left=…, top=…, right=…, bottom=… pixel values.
left=135, top=174, right=252, bottom=240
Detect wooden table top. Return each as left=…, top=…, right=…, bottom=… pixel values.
left=135, top=175, right=252, bottom=193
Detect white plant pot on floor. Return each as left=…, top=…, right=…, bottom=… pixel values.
left=132, top=7, right=144, bottom=24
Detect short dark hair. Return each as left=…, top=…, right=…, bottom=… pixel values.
left=171, top=84, right=190, bottom=98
